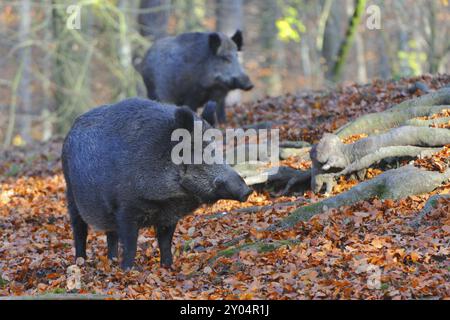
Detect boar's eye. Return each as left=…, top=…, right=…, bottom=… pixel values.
left=221, top=55, right=232, bottom=63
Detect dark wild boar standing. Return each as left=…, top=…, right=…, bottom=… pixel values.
left=61, top=98, right=252, bottom=270
left=140, top=31, right=253, bottom=124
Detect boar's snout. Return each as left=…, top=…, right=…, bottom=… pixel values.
left=239, top=186, right=253, bottom=202
left=214, top=172, right=252, bottom=202
left=232, top=74, right=254, bottom=91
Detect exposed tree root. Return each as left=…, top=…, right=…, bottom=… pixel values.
left=335, top=105, right=448, bottom=138
left=242, top=121, right=282, bottom=130
left=231, top=145, right=311, bottom=164
left=405, top=116, right=450, bottom=127
left=408, top=81, right=430, bottom=94
left=234, top=199, right=305, bottom=214
left=311, top=126, right=450, bottom=193
left=280, top=147, right=311, bottom=160
left=239, top=165, right=311, bottom=192
left=338, top=146, right=442, bottom=175
left=210, top=240, right=300, bottom=265
left=270, top=166, right=450, bottom=230
left=266, top=167, right=311, bottom=194
left=280, top=141, right=311, bottom=149
left=203, top=199, right=306, bottom=220
left=211, top=91, right=450, bottom=262
left=390, top=87, right=450, bottom=111
left=210, top=167, right=450, bottom=261
left=335, top=87, right=450, bottom=138
left=409, top=194, right=450, bottom=228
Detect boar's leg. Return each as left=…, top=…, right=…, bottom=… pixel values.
left=201, top=101, right=218, bottom=127
left=216, top=98, right=227, bottom=124
left=67, top=190, right=88, bottom=260
left=71, top=215, right=88, bottom=260
left=156, top=223, right=177, bottom=268
left=116, top=211, right=139, bottom=270
left=106, top=231, right=119, bottom=260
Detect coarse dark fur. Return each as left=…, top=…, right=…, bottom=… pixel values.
left=140, top=31, right=253, bottom=124
left=62, top=98, right=252, bottom=269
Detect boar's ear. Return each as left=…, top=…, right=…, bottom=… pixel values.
left=174, top=107, right=195, bottom=132
left=231, top=30, right=243, bottom=51
left=209, top=33, right=222, bottom=55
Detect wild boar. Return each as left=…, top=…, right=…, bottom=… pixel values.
left=62, top=98, right=252, bottom=269
left=140, top=30, right=253, bottom=124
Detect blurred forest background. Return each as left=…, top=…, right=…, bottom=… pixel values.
left=0, top=0, right=449, bottom=147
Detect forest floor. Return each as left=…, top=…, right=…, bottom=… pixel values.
left=0, top=74, right=449, bottom=299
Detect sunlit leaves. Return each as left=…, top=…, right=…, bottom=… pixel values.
left=276, top=7, right=306, bottom=43
left=1, top=75, right=450, bottom=299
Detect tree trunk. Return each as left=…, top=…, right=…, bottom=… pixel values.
left=322, top=0, right=344, bottom=80
left=377, top=31, right=391, bottom=79
left=258, top=0, right=282, bottom=95
left=42, top=0, right=54, bottom=141
left=425, top=1, right=439, bottom=73
left=300, top=35, right=312, bottom=78
left=51, top=1, right=88, bottom=134
left=394, top=0, right=411, bottom=77
left=177, top=0, right=204, bottom=32
left=216, top=0, right=243, bottom=35
left=118, top=0, right=136, bottom=99
left=355, top=28, right=367, bottom=83
left=138, top=0, right=171, bottom=40
left=329, top=0, right=367, bottom=82
left=18, top=0, right=32, bottom=144
left=216, top=0, right=244, bottom=105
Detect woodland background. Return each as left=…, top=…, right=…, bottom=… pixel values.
left=0, top=0, right=449, bottom=146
